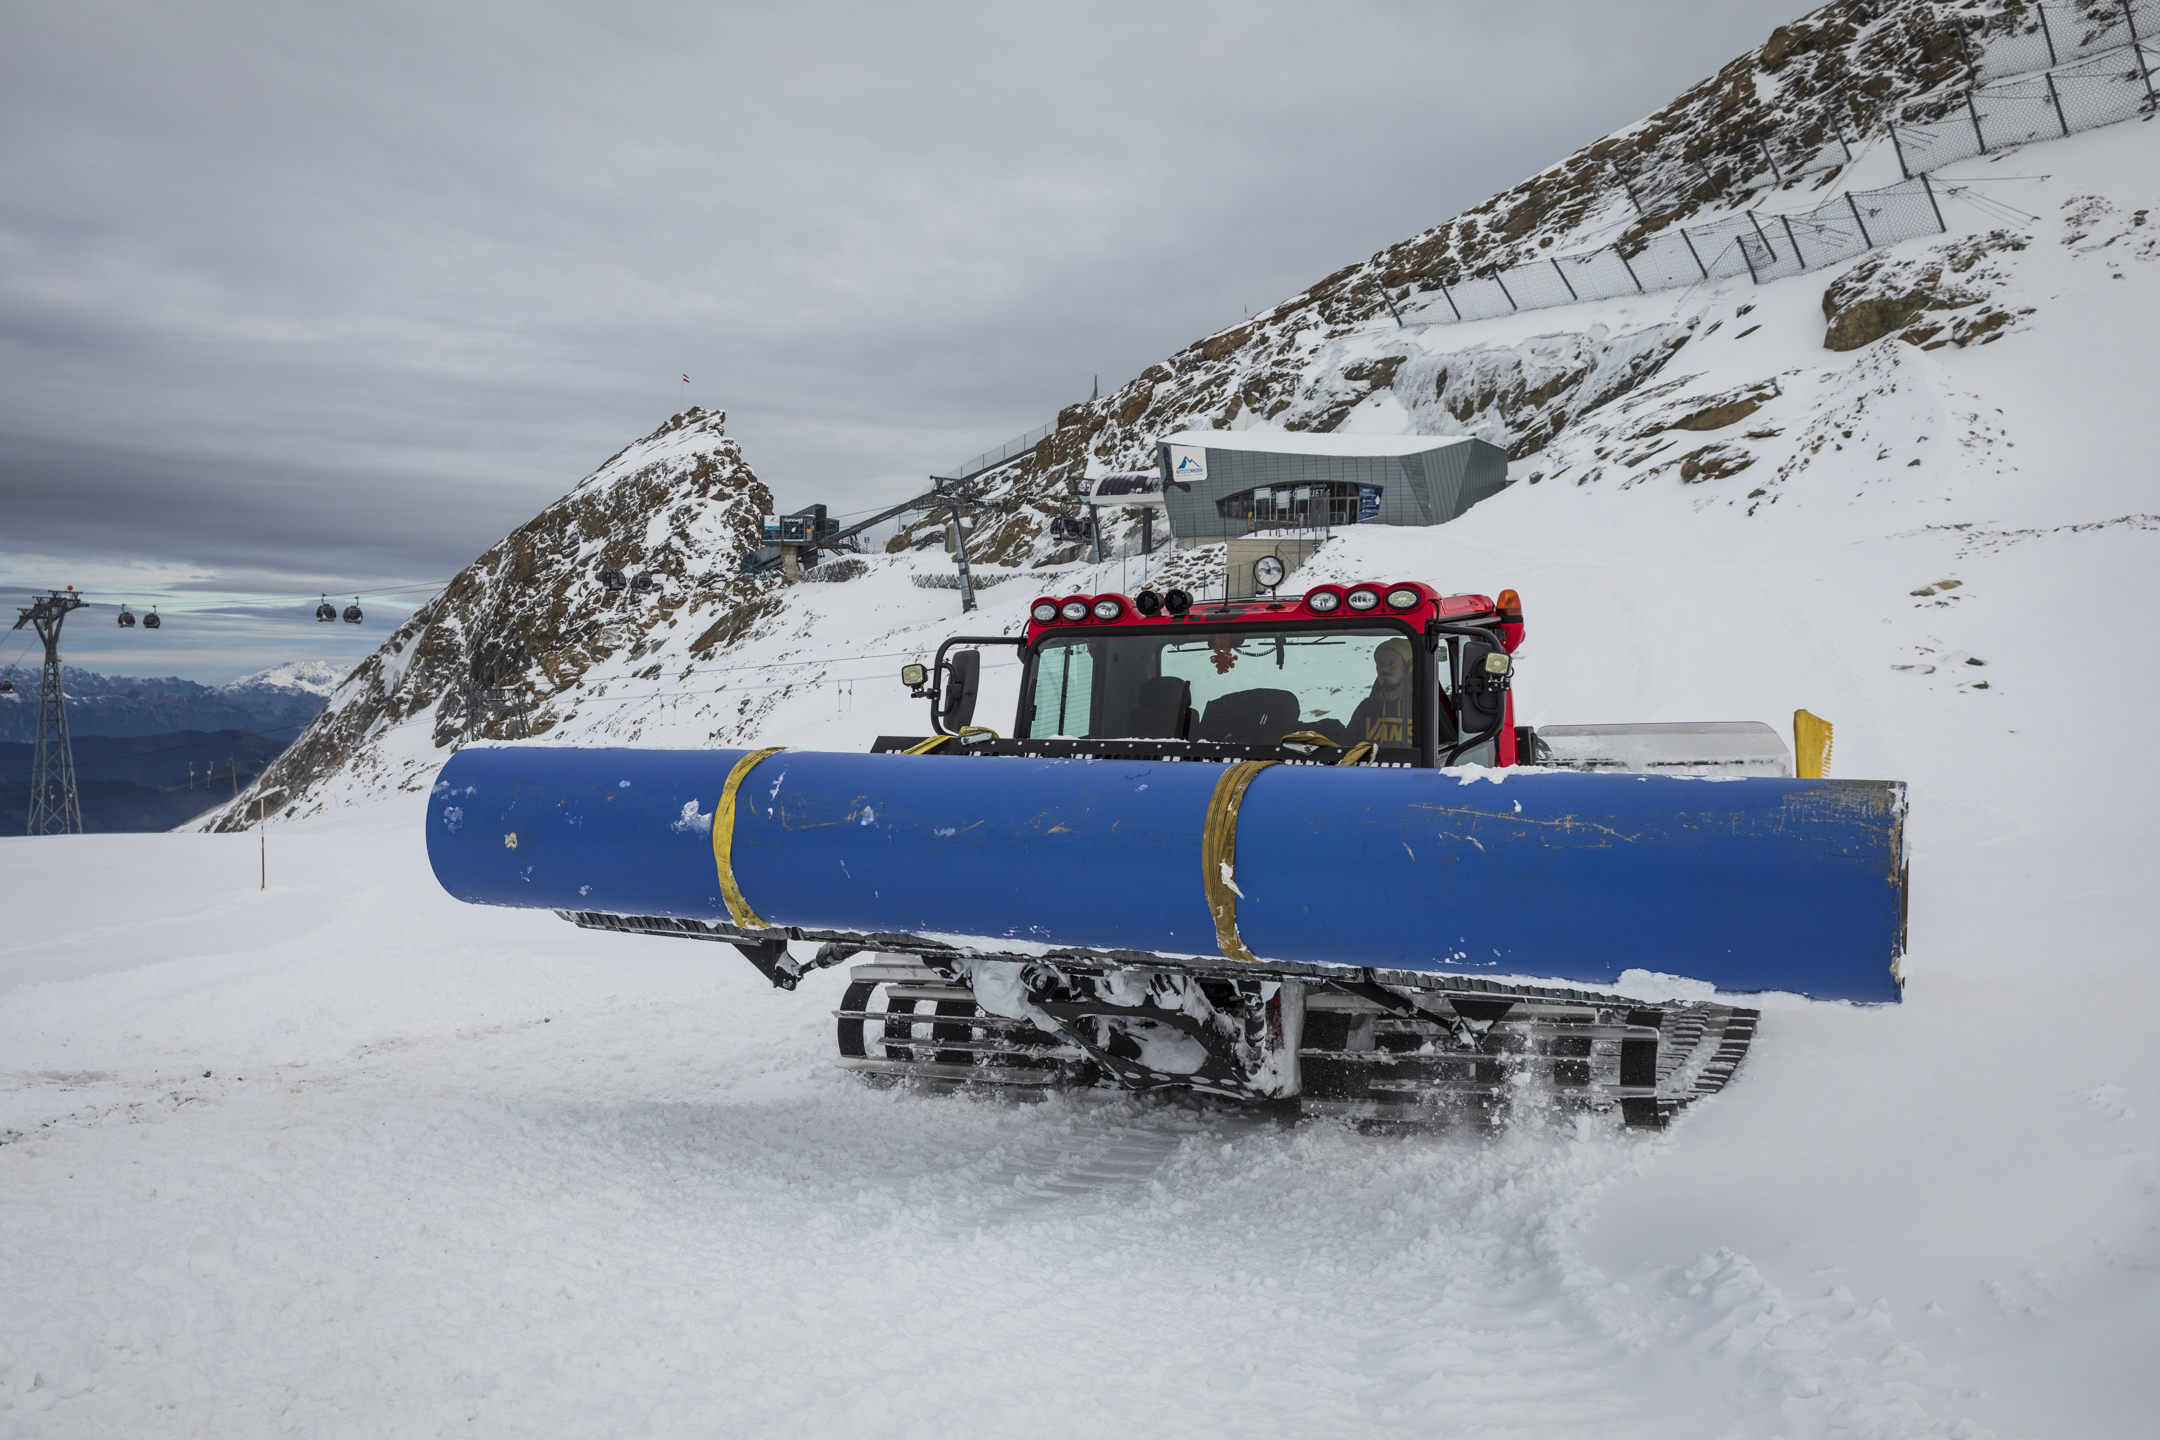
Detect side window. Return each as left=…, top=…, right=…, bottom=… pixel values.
left=1027, top=644, right=1096, bottom=737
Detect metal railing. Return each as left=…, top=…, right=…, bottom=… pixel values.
left=932, top=420, right=1056, bottom=482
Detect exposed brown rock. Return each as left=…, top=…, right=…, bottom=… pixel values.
left=1822, top=230, right=2030, bottom=350
left=1679, top=444, right=1757, bottom=482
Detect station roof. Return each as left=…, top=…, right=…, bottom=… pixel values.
left=1156, top=430, right=1479, bottom=458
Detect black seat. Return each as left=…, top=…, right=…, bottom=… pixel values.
left=1196, top=688, right=1301, bottom=745
left=1126, top=677, right=1191, bottom=739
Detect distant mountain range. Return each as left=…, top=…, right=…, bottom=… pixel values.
left=0, top=728, right=290, bottom=833
left=0, top=661, right=343, bottom=742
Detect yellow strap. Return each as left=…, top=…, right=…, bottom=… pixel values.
left=1336, top=742, right=1378, bottom=767
left=1278, top=730, right=1340, bottom=751
left=1793, top=710, right=1834, bottom=779
left=714, top=746, right=786, bottom=929
left=1201, top=760, right=1277, bottom=964
left=898, top=725, right=1000, bottom=756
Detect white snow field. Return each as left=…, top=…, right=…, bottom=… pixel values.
left=8, top=99, right=2160, bottom=1440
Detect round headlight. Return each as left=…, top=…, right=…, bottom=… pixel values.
left=1385, top=586, right=1420, bottom=610
left=1060, top=599, right=1090, bottom=622
left=1346, top=587, right=1381, bottom=612
left=1252, top=555, right=1287, bottom=590
left=1305, top=588, right=1342, bottom=614
left=1092, top=596, right=1124, bottom=621
left=1133, top=590, right=1164, bottom=616
left=1163, top=588, right=1193, bottom=616
left=1032, top=601, right=1059, bottom=624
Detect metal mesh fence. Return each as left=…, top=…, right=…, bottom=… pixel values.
left=1971, top=0, right=2160, bottom=82
left=1387, top=17, right=2160, bottom=332
left=1614, top=5, right=2152, bottom=233
left=1403, top=176, right=1951, bottom=329
left=1894, top=39, right=2157, bottom=172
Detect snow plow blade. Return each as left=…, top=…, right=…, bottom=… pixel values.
left=428, top=745, right=1906, bottom=1003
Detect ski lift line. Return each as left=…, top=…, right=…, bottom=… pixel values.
left=536, top=661, right=1027, bottom=716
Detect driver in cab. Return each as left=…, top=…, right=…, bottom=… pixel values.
left=1349, top=637, right=1413, bottom=746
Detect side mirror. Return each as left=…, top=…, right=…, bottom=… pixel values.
left=1459, top=639, right=1512, bottom=730
left=900, top=663, right=928, bottom=694
left=939, top=650, right=980, bottom=731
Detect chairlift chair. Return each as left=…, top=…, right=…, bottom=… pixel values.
left=143, top=606, right=162, bottom=630
left=0, top=674, right=13, bottom=694
left=118, top=603, right=137, bottom=628
left=316, top=595, right=337, bottom=622
left=343, top=597, right=363, bottom=624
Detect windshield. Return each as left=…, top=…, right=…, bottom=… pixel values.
left=1025, top=624, right=1430, bottom=749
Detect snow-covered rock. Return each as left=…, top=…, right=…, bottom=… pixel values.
left=197, top=407, right=775, bottom=827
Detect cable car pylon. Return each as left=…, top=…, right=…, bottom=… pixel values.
left=12, top=589, right=88, bottom=835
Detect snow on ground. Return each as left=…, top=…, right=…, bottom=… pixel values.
left=5, top=107, right=2159, bottom=1440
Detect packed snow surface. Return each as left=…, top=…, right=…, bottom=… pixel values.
left=7, top=66, right=2160, bottom=1440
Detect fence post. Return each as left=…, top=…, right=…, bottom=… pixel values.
left=1612, top=162, right=1647, bottom=214
left=1759, top=139, right=1784, bottom=184
left=1780, top=214, right=1808, bottom=268
left=1492, top=270, right=1519, bottom=311
left=2125, top=2, right=2157, bottom=102
left=1845, top=191, right=1876, bottom=249
left=1954, top=23, right=1976, bottom=78
left=1549, top=257, right=1579, bottom=301
left=1889, top=124, right=1912, bottom=179
left=1831, top=106, right=1854, bottom=163
left=2038, top=3, right=2058, bottom=67
left=1919, top=171, right=1948, bottom=233
left=1738, top=235, right=1762, bottom=285
left=2046, top=70, right=2071, bottom=136
left=1614, top=244, right=1644, bottom=292
left=1680, top=227, right=1710, bottom=279
left=1436, top=280, right=1463, bottom=322
left=1964, top=89, right=1989, bottom=153
left=1746, top=211, right=1780, bottom=265
left=1379, top=288, right=1406, bottom=328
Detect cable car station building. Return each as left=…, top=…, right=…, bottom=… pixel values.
left=1153, top=430, right=1510, bottom=541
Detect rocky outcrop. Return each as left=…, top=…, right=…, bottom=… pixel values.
left=1822, top=229, right=2031, bottom=349
left=199, top=408, right=773, bottom=828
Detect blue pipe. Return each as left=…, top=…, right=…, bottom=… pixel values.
left=427, top=746, right=1907, bottom=1002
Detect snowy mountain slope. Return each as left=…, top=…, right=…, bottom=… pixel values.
left=218, top=660, right=344, bottom=700
left=194, top=408, right=773, bottom=827
left=197, top=0, right=2155, bottom=828
left=890, top=0, right=2155, bottom=568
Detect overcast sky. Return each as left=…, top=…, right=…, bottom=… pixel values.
left=1, top=0, right=1799, bottom=683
